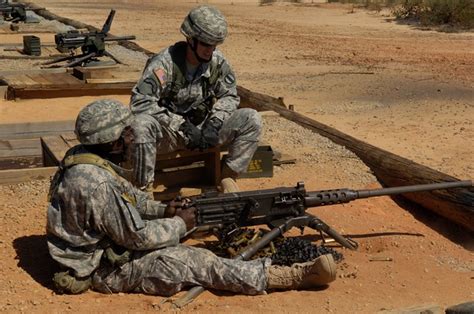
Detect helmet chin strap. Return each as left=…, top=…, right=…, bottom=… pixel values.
left=189, top=38, right=212, bottom=63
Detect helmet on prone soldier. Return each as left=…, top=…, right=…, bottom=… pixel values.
left=75, top=99, right=133, bottom=145
left=180, top=5, right=228, bottom=45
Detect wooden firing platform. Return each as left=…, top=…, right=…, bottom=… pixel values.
left=0, top=67, right=139, bottom=99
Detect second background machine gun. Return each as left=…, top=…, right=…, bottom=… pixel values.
left=43, top=9, right=136, bottom=68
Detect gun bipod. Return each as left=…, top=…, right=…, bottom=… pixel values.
left=306, top=214, right=358, bottom=250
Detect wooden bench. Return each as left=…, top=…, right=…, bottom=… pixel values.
left=153, top=147, right=221, bottom=189
left=40, top=134, right=222, bottom=190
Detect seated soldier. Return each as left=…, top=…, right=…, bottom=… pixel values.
left=129, top=5, right=261, bottom=192
left=46, top=99, right=337, bottom=296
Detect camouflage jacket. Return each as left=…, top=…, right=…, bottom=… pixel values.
left=130, top=41, right=240, bottom=125
left=46, top=146, right=187, bottom=277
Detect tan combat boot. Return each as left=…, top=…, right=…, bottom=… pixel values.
left=220, top=177, right=240, bottom=193
left=266, top=254, right=337, bottom=290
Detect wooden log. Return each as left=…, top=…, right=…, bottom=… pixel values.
left=237, top=86, right=474, bottom=231
left=238, top=86, right=286, bottom=111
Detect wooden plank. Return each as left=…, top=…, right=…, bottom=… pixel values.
left=86, top=78, right=134, bottom=84
left=0, top=123, right=45, bottom=168
left=9, top=85, right=133, bottom=99
left=155, top=147, right=221, bottom=187
left=0, top=166, right=57, bottom=185
left=154, top=167, right=209, bottom=188
left=61, top=132, right=79, bottom=147
left=41, top=135, right=70, bottom=166
left=2, top=75, right=28, bottom=87
left=0, top=138, right=41, bottom=157
left=0, top=120, right=75, bottom=139
left=156, top=148, right=220, bottom=170
left=206, top=148, right=221, bottom=186
left=50, top=73, right=83, bottom=86
left=73, top=66, right=117, bottom=81
left=27, top=74, right=53, bottom=87
left=34, top=73, right=75, bottom=86
left=0, top=156, right=43, bottom=170
left=0, top=85, right=8, bottom=99
left=15, top=74, right=42, bottom=87
left=239, top=85, right=474, bottom=232
left=0, top=68, right=67, bottom=77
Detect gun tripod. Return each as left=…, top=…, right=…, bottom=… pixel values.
left=42, top=50, right=124, bottom=68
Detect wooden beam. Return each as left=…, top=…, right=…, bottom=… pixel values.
left=6, top=81, right=135, bottom=100
left=0, top=138, right=43, bottom=170
left=238, top=86, right=474, bottom=232
left=41, top=135, right=74, bottom=166
left=0, top=121, right=75, bottom=139
left=0, top=166, right=57, bottom=185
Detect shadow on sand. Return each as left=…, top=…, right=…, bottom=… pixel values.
left=12, top=234, right=57, bottom=290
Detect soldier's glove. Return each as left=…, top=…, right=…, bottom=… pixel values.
left=164, top=198, right=186, bottom=218
left=201, top=118, right=222, bottom=149
left=180, top=120, right=202, bottom=150
left=175, top=206, right=196, bottom=231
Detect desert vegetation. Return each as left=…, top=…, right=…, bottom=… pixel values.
left=262, top=0, right=473, bottom=29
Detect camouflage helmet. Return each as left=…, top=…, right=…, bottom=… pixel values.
left=180, top=5, right=228, bottom=45
left=75, top=99, right=133, bottom=145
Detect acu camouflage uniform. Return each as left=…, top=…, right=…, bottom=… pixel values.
left=130, top=43, right=262, bottom=188
left=46, top=99, right=269, bottom=296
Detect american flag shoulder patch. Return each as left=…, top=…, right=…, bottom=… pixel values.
left=153, top=68, right=167, bottom=86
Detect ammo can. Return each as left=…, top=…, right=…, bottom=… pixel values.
left=239, top=145, right=274, bottom=178
left=23, top=35, right=41, bottom=56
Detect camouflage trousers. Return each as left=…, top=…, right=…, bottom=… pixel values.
left=131, top=108, right=262, bottom=188
left=92, top=244, right=270, bottom=296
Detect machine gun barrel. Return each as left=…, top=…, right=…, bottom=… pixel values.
left=304, top=180, right=472, bottom=207
left=103, top=35, right=136, bottom=42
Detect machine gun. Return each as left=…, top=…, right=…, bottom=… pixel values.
left=188, top=180, right=472, bottom=250
left=171, top=179, right=473, bottom=308
left=0, top=0, right=27, bottom=23
left=43, top=9, right=136, bottom=68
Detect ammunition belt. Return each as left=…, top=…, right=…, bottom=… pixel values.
left=207, top=227, right=343, bottom=266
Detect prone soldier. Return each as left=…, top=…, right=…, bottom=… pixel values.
left=46, top=99, right=337, bottom=296
left=129, top=5, right=262, bottom=192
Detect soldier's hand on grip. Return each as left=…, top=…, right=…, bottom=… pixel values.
left=164, top=198, right=185, bottom=218
left=175, top=206, right=196, bottom=231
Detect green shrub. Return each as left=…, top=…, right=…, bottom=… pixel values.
left=393, top=0, right=474, bottom=28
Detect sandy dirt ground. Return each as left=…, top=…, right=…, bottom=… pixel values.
left=0, top=1, right=473, bottom=313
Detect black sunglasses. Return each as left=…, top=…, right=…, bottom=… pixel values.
left=197, top=40, right=215, bottom=48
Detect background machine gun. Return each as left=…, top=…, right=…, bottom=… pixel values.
left=0, top=0, right=27, bottom=22
left=43, top=9, right=136, bottom=68
left=172, top=179, right=473, bottom=308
